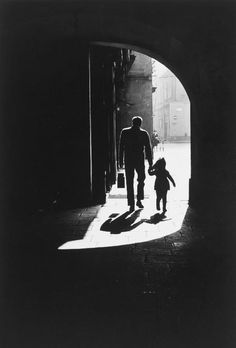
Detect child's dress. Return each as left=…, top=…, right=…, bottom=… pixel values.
left=153, top=169, right=171, bottom=194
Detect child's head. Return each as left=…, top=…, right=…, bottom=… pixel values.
left=154, top=157, right=166, bottom=170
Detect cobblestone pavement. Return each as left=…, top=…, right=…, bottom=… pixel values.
left=2, top=143, right=235, bottom=348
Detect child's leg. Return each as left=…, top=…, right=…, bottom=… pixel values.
left=156, top=191, right=161, bottom=210
left=162, top=191, right=167, bottom=213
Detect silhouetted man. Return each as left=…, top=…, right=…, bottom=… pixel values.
left=119, top=116, right=153, bottom=211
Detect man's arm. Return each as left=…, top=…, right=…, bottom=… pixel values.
left=144, top=132, right=153, bottom=167
left=119, top=130, right=125, bottom=168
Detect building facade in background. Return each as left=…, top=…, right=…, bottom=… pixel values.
left=152, top=62, right=190, bottom=142
left=117, top=52, right=153, bottom=137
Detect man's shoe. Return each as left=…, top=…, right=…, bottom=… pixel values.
left=129, top=205, right=135, bottom=212
left=136, top=200, right=144, bottom=209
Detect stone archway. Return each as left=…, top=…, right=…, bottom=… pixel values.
left=2, top=2, right=234, bottom=214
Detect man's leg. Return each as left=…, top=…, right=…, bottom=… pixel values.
left=136, top=164, right=146, bottom=207
left=125, top=165, right=135, bottom=210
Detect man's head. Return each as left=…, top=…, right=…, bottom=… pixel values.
left=132, top=116, right=143, bottom=127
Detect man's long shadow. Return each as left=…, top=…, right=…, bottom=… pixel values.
left=100, top=210, right=170, bottom=234
left=100, top=210, right=145, bottom=234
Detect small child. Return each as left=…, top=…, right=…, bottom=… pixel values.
left=148, top=157, right=176, bottom=215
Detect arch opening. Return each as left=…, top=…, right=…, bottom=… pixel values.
left=59, top=43, right=191, bottom=250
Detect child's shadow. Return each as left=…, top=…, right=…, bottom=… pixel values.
left=145, top=213, right=170, bottom=224
left=100, top=210, right=144, bottom=234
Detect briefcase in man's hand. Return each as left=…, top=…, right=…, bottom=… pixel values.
left=117, top=172, right=125, bottom=188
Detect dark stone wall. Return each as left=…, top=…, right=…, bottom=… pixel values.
left=0, top=24, right=92, bottom=215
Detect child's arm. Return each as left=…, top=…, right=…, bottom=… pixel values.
left=167, top=172, right=176, bottom=187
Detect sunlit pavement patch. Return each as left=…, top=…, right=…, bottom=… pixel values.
left=58, top=199, right=188, bottom=250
